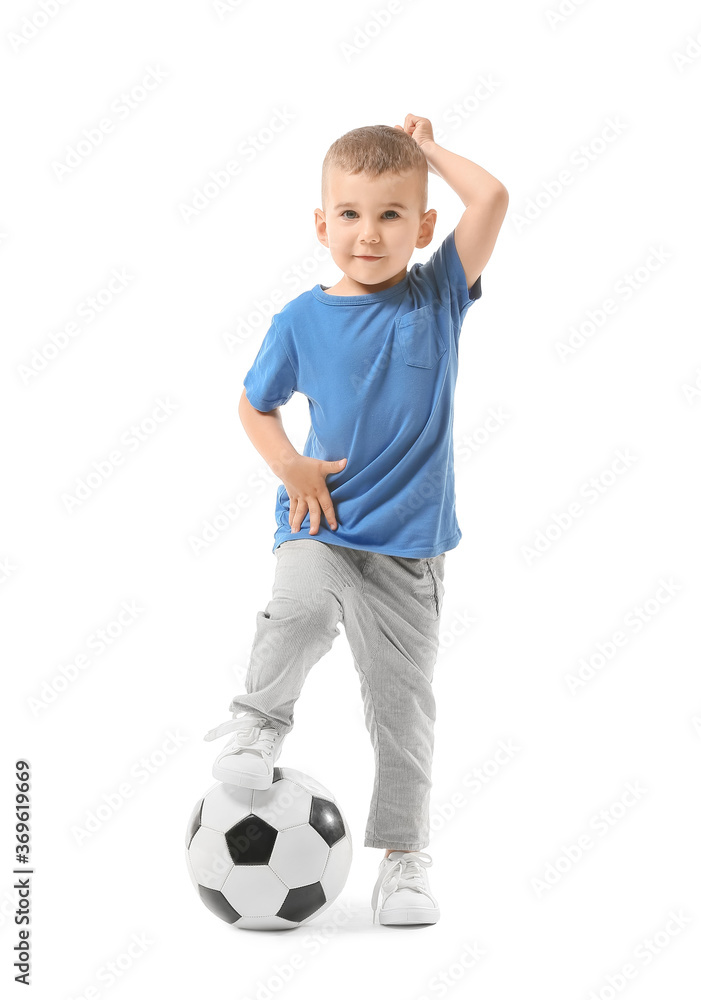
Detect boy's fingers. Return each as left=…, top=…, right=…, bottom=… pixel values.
left=307, top=501, right=319, bottom=535
left=321, top=496, right=337, bottom=529
left=291, top=499, right=307, bottom=533
left=289, top=492, right=338, bottom=534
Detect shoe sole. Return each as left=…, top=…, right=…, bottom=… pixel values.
left=212, top=765, right=273, bottom=789
left=378, top=907, right=440, bottom=925
left=211, top=733, right=286, bottom=789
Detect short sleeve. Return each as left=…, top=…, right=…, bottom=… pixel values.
left=412, top=228, right=482, bottom=331
left=242, top=318, right=297, bottom=411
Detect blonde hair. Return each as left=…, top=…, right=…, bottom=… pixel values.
left=321, top=124, right=428, bottom=214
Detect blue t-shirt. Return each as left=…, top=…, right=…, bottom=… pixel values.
left=243, top=228, right=482, bottom=558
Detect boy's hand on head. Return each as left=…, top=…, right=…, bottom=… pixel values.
left=393, top=114, right=439, bottom=174
left=282, top=454, right=347, bottom=535
left=393, top=114, right=434, bottom=148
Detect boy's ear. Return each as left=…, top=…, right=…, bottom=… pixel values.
left=415, top=210, right=437, bottom=249
left=314, top=208, right=329, bottom=246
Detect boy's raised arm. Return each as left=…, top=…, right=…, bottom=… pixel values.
left=422, top=138, right=508, bottom=291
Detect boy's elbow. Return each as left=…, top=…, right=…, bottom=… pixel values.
left=240, top=389, right=276, bottom=416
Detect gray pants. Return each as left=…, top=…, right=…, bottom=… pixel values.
left=229, top=538, right=446, bottom=852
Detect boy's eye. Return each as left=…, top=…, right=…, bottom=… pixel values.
left=340, top=210, right=400, bottom=220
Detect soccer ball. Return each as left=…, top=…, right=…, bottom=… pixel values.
left=185, top=766, right=353, bottom=930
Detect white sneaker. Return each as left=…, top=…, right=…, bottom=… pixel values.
left=203, top=713, right=287, bottom=789
left=371, top=850, right=440, bottom=925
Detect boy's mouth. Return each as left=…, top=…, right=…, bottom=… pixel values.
left=355, top=255, right=383, bottom=261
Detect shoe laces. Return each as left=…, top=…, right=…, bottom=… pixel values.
left=203, top=715, right=281, bottom=758
left=371, top=850, right=437, bottom=924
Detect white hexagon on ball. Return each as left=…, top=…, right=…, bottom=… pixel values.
left=221, top=864, right=288, bottom=918
left=200, top=781, right=254, bottom=831
left=252, top=778, right=312, bottom=831
left=188, top=827, right=234, bottom=890
left=269, top=825, right=330, bottom=888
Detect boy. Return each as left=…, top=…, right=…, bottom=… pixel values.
left=204, top=115, right=508, bottom=925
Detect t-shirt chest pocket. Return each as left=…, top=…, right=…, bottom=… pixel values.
left=395, top=303, right=448, bottom=369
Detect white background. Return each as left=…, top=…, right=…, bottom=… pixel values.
left=2, top=0, right=700, bottom=997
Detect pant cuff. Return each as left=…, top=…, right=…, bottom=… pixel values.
left=364, top=839, right=427, bottom=851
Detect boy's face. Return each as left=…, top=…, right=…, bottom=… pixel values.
left=315, top=167, right=436, bottom=294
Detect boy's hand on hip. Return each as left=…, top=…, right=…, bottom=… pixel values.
left=282, top=455, right=347, bottom=535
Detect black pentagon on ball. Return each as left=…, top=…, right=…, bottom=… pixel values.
left=185, top=796, right=204, bottom=848
left=277, top=882, right=326, bottom=923
left=310, top=797, right=345, bottom=847
left=198, top=885, right=241, bottom=924
left=225, top=814, right=278, bottom=864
